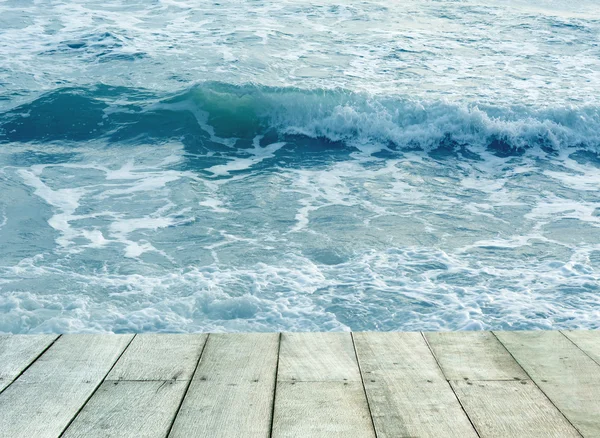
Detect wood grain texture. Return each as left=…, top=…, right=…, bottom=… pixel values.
left=425, top=331, right=528, bottom=381
left=496, top=330, right=600, bottom=437
left=0, top=334, right=133, bottom=438
left=273, top=333, right=375, bottom=438
left=169, top=333, right=279, bottom=438
left=562, top=330, right=600, bottom=365
left=272, top=382, right=375, bottom=438
left=452, top=380, right=580, bottom=437
left=107, top=334, right=207, bottom=381
left=0, top=331, right=598, bottom=438
left=278, top=332, right=361, bottom=382
left=353, top=332, right=478, bottom=438
left=62, top=380, right=188, bottom=438
left=0, top=334, right=58, bottom=392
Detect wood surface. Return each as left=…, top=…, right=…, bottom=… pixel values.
left=353, top=332, right=478, bottom=437
left=0, top=331, right=596, bottom=438
left=168, top=333, right=279, bottom=438
left=0, top=334, right=58, bottom=392
left=62, top=380, right=188, bottom=438
left=273, top=332, right=375, bottom=437
left=106, top=334, right=207, bottom=381
left=452, top=379, right=580, bottom=437
left=496, top=330, right=600, bottom=437
left=425, top=331, right=528, bottom=381
left=0, top=335, right=133, bottom=438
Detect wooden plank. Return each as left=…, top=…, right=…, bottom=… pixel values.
left=107, top=334, right=207, bottom=381
left=562, top=330, right=600, bottom=365
left=0, top=334, right=133, bottom=438
left=452, top=380, right=580, bottom=437
left=62, top=380, right=188, bottom=438
left=0, top=334, right=58, bottom=392
left=273, top=333, right=374, bottom=438
left=273, top=382, right=374, bottom=438
left=353, top=332, right=478, bottom=438
left=64, top=334, right=207, bottom=437
left=277, top=332, right=361, bottom=382
left=496, top=330, right=600, bottom=437
left=425, top=331, right=528, bottom=381
left=169, top=333, right=279, bottom=438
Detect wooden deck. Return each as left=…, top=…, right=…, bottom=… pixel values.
left=0, top=331, right=599, bottom=437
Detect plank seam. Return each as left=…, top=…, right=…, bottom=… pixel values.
left=560, top=330, right=600, bottom=368
left=448, top=378, right=535, bottom=383
left=58, top=333, right=137, bottom=438
left=268, top=332, right=282, bottom=438
left=0, top=334, right=62, bottom=396
left=350, top=332, right=378, bottom=438
left=420, top=332, right=482, bottom=438
left=491, top=331, right=584, bottom=438
left=274, top=378, right=363, bottom=383
left=164, top=333, right=211, bottom=438
left=103, top=378, right=196, bottom=382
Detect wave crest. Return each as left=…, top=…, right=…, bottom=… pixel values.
left=2, top=82, right=600, bottom=155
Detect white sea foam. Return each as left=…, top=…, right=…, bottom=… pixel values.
left=17, top=168, right=87, bottom=249
left=206, top=137, right=286, bottom=176
left=199, top=198, right=231, bottom=213
left=2, top=0, right=600, bottom=334
left=0, top=207, right=7, bottom=230
left=1, top=242, right=599, bottom=334
left=3, top=136, right=599, bottom=333
left=2, top=0, right=600, bottom=110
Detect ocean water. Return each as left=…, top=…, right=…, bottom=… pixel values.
left=1, top=0, right=600, bottom=333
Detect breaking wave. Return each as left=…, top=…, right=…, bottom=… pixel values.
left=2, top=82, right=600, bottom=156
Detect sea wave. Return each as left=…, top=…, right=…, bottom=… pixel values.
left=2, top=82, right=600, bottom=156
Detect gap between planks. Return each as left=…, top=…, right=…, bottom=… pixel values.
left=421, top=332, right=482, bottom=438
left=163, top=333, right=211, bottom=438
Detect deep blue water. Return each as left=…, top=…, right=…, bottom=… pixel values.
left=1, top=0, right=600, bottom=333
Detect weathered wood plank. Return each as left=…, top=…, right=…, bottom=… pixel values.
left=278, top=332, right=361, bottom=382
left=452, top=380, right=580, bottom=437
left=562, top=330, right=600, bottom=366
left=107, top=334, right=207, bottom=381
left=0, top=334, right=58, bottom=392
left=273, top=382, right=374, bottom=438
left=0, top=334, right=133, bottom=438
left=64, top=334, right=207, bottom=437
left=273, top=333, right=374, bottom=438
left=496, top=330, right=600, bottom=437
left=425, top=331, right=528, bottom=381
left=169, top=333, right=279, bottom=438
left=62, top=380, right=188, bottom=438
left=353, top=332, right=478, bottom=438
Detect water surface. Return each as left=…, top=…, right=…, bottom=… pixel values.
left=1, top=0, right=600, bottom=332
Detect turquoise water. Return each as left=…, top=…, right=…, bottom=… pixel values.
left=1, top=0, right=600, bottom=333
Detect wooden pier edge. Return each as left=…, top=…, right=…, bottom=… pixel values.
left=0, top=330, right=598, bottom=438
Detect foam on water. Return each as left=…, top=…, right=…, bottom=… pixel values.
left=1, top=0, right=599, bottom=108
left=1, top=0, right=600, bottom=333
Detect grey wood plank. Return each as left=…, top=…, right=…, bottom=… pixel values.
left=273, top=333, right=375, bottom=438
left=496, top=330, right=600, bottom=437
left=62, top=380, right=188, bottom=438
left=425, top=331, right=528, bottom=381
left=354, top=332, right=478, bottom=438
left=0, top=334, right=58, bottom=392
left=107, top=334, right=207, bottom=381
left=452, top=380, right=580, bottom=437
left=0, top=334, right=133, bottom=438
left=273, top=382, right=375, bottom=438
left=278, top=332, right=361, bottom=382
left=169, top=333, right=279, bottom=438
left=562, top=330, right=600, bottom=365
